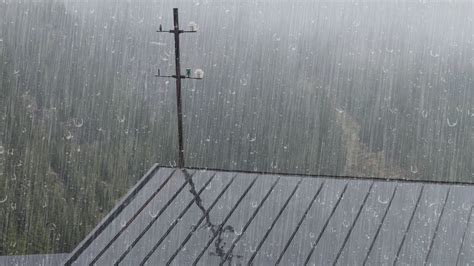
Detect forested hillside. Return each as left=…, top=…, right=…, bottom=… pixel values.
left=0, top=0, right=472, bottom=255
left=0, top=1, right=175, bottom=254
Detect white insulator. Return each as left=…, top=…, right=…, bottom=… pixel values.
left=195, top=69, right=204, bottom=79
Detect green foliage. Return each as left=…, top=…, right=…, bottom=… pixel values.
left=0, top=1, right=174, bottom=255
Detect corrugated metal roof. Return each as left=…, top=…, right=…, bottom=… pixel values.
left=64, top=165, right=474, bottom=265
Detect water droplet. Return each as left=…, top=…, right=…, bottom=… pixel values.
left=430, top=50, right=440, bottom=58
left=421, top=110, right=428, bottom=118
left=461, top=203, right=470, bottom=211
left=389, top=108, right=398, bottom=114
left=65, top=131, right=73, bottom=140
left=0, top=146, right=4, bottom=154
left=447, top=118, right=458, bottom=127
left=309, top=232, right=315, bottom=238
left=251, top=201, right=258, bottom=208
left=117, top=115, right=125, bottom=123
left=335, top=107, right=345, bottom=114
left=235, top=228, right=243, bottom=236
left=410, top=165, right=418, bottom=174
left=342, top=220, right=350, bottom=228
left=149, top=210, right=159, bottom=218
left=0, top=195, right=7, bottom=203
left=377, top=196, right=389, bottom=204
left=73, top=118, right=83, bottom=128
left=270, top=161, right=278, bottom=169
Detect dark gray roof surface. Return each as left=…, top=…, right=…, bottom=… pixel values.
left=64, top=165, right=474, bottom=265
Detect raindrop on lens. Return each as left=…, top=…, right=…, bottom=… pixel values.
left=66, top=131, right=73, bottom=140
left=447, top=118, right=458, bottom=127
left=0, top=195, right=7, bottom=203
left=235, top=228, right=242, bottom=236
left=377, top=196, right=389, bottom=204
left=73, top=118, right=83, bottom=128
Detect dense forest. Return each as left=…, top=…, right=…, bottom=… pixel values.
left=0, top=0, right=472, bottom=255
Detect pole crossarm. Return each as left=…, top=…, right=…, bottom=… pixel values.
left=157, top=30, right=197, bottom=34
left=155, top=74, right=203, bottom=80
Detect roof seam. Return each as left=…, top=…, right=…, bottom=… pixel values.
left=304, top=182, right=349, bottom=265
left=193, top=175, right=259, bottom=265
left=333, top=181, right=375, bottom=265
left=137, top=172, right=217, bottom=265
left=455, top=204, right=474, bottom=265
left=90, top=169, right=179, bottom=265
left=165, top=173, right=239, bottom=265
left=220, top=177, right=281, bottom=265
left=63, top=164, right=162, bottom=266
left=423, top=187, right=451, bottom=265
left=363, top=184, right=398, bottom=265
left=247, top=178, right=304, bottom=265
left=275, top=181, right=326, bottom=265
left=111, top=170, right=195, bottom=265
left=394, top=185, right=425, bottom=265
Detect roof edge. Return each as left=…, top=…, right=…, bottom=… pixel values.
left=63, top=164, right=161, bottom=265
left=176, top=165, right=474, bottom=187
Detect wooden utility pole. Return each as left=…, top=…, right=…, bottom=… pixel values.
left=156, top=8, right=203, bottom=169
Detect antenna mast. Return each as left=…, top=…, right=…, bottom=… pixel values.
left=156, top=8, right=203, bottom=169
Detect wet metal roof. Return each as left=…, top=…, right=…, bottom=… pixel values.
left=64, top=165, right=474, bottom=265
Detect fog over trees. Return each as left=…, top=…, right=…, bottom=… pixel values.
left=0, top=0, right=472, bottom=255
